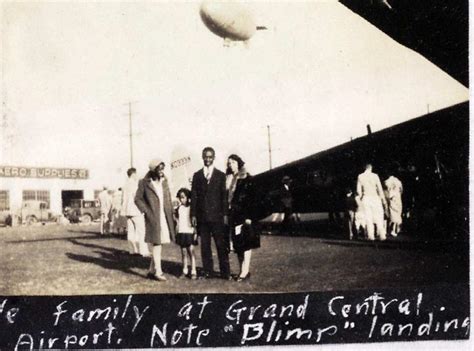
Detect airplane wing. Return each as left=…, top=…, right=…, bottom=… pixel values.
left=339, top=0, right=468, bottom=87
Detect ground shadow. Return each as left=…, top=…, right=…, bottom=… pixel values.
left=68, top=238, right=128, bottom=254
left=68, top=228, right=127, bottom=237
left=67, top=229, right=102, bottom=235
left=65, top=251, right=145, bottom=278
left=66, top=239, right=183, bottom=278
left=7, top=233, right=123, bottom=244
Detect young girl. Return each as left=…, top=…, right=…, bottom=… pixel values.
left=175, top=188, right=197, bottom=279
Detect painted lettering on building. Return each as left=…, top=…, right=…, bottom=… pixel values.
left=0, top=166, right=89, bottom=179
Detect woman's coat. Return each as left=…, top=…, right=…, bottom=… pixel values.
left=135, top=173, right=176, bottom=245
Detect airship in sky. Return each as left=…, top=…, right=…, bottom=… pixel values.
left=199, top=1, right=267, bottom=44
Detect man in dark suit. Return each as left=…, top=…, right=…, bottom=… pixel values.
left=191, top=147, right=230, bottom=280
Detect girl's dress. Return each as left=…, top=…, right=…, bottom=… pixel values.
left=176, top=205, right=195, bottom=247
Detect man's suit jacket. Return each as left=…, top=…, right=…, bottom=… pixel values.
left=191, top=168, right=228, bottom=224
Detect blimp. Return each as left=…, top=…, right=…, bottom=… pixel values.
left=199, top=1, right=267, bottom=43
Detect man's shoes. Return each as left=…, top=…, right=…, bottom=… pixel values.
left=199, top=272, right=211, bottom=280
left=221, top=273, right=233, bottom=281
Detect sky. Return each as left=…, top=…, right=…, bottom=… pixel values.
left=0, top=1, right=468, bottom=188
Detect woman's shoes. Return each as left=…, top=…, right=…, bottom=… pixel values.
left=179, top=272, right=199, bottom=280
left=146, top=272, right=167, bottom=281
left=236, top=272, right=251, bottom=282
left=155, top=274, right=167, bottom=281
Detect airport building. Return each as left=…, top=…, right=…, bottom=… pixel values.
left=0, top=165, right=101, bottom=215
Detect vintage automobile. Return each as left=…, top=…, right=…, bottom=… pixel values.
left=20, top=200, right=56, bottom=225
left=67, top=199, right=101, bottom=224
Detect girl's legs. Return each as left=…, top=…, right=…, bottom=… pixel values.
left=187, top=246, right=197, bottom=277
left=239, top=250, right=252, bottom=278
left=181, top=247, right=188, bottom=275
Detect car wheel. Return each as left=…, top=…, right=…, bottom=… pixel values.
left=81, top=214, right=92, bottom=225
left=26, top=216, right=37, bottom=225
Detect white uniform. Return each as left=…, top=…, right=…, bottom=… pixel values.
left=357, top=170, right=386, bottom=240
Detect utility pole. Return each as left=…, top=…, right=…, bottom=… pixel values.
left=128, top=102, right=134, bottom=168
left=124, top=102, right=139, bottom=168
left=267, top=125, right=272, bottom=170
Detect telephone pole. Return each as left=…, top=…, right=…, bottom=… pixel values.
left=267, top=125, right=272, bottom=170
left=124, top=101, right=139, bottom=168
left=128, top=102, right=134, bottom=168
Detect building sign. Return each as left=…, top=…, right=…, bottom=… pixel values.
left=0, top=166, right=89, bottom=179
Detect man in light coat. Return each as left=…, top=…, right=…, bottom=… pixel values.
left=357, top=163, right=387, bottom=241
left=135, top=159, right=176, bottom=281
left=122, top=168, right=149, bottom=256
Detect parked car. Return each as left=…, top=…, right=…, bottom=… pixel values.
left=20, top=200, right=56, bottom=225
left=67, top=199, right=101, bottom=224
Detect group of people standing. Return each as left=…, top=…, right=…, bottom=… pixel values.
left=128, top=147, right=260, bottom=282
left=347, top=163, right=403, bottom=241
left=97, top=187, right=127, bottom=235
left=109, top=154, right=404, bottom=282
